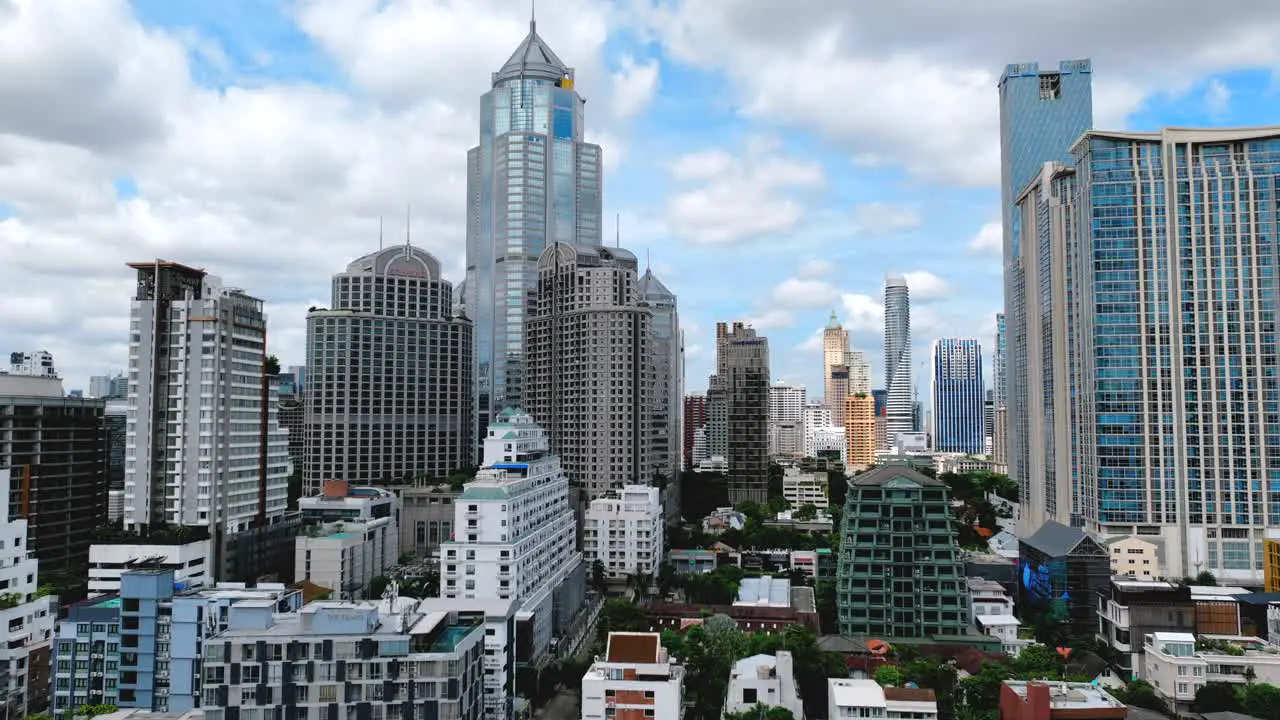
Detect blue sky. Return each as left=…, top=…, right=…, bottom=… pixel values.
left=2, top=0, right=1280, bottom=397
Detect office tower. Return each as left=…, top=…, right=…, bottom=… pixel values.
left=872, top=389, right=889, bottom=453
left=999, top=59, right=1092, bottom=533
left=526, top=243, right=653, bottom=498
left=723, top=325, right=770, bottom=503
left=884, top=275, right=913, bottom=445
left=275, top=381, right=304, bottom=487
left=930, top=338, right=986, bottom=454
left=682, top=393, right=708, bottom=471
left=641, top=266, right=682, bottom=509
left=441, top=409, right=584, bottom=665
left=843, top=393, right=876, bottom=471
left=88, top=373, right=125, bottom=399
left=123, top=261, right=294, bottom=581
left=6, top=351, right=55, bottom=378
left=0, top=469, right=55, bottom=717
left=584, top=485, right=664, bottom=581
left=1016, top=127, right=1280, bottom=583
left=835, top=466, right=969, bottom=639
left=823, top=311, right=850, bottom=419
left=994, top=313, right=1008, bottom=406
left=705, top=384, right=728, bottom=460
left=463, top=17, right=604, bottom=450
left=828, top=365, right=850, bottom=427
left=984, top=390, right=995, bottom=447
left=769, top=381, right=806, bottom=458
left=304, top=246, right=473, bottom=494
left=847, top=350, right=871, bottom=394
left=0, top=375, right=106, bottom=593
left=105, top=398, right=127, bottom=521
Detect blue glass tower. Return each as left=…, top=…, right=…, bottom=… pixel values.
left=463, top=18, right=604, bottom=456
left=999, top=60, right=1092, bottom=530
left=930, top=338, right=985, bottom=454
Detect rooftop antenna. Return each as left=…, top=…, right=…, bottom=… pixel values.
left=530, top=0, right=536, bottom=31
left=378, top=215, right=384, bottom=250
left=405, top=204, right=412, bottom=249
left=646, top=247, right=651, bottom=272
left=616, top=212, right=621, bottom=248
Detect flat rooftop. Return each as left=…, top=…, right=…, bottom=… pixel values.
left=606, top=632, right=662, bottom=664
left=1004, top=680, right=1125, bottom=710
left=735, top=577, right=791, bottom=608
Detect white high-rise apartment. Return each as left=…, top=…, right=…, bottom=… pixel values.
left=526, top=243, right=654, bottom=500
left=884, top=275, right=913, bottom=446
left=0, top=468, right=55, bottom=717
left=583, top=485, right=664, bottom=581
left=769, top=381, right=806, bottom=458
left=581, top=633, right=685, bottom=720
left=803, top=401, right=832, bottom=433
left=304, top=246, right=473, bottom=495
left=7, top=351, right=56, bottom=378
left=847, top=350, right=871, bottom=394
left=123, top=261, right=290, bottom=536
left=440, top=408, right=584, bottom=661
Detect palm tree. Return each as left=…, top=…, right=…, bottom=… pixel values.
left=629, top=572, right=653, bottom=602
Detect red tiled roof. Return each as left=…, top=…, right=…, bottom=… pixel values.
left=606, top=633, right=661, bottom=663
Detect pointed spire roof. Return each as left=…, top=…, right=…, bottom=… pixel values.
left=640, top=268, right=674, bottom=300
left=826, top=310, right=841, bottom=330
left=493, top=17, right=572, bottom=86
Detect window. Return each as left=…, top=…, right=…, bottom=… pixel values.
left=743, top=688, right=758, bottom=703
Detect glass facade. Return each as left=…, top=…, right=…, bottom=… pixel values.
left=930, top=338, right=986, bottom=453
left=464, top=24, right=603, bottom=456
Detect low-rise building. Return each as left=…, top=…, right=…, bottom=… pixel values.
left=87, top=538, right=213, bottom=596
left=668, top=548, right=719, bottom=575
left=294, top=517, right=398, bottom=600
left=781, top=468, right=829, bottom=510
left=583, top=485, right=664, bottom=581
left=828, top=679, right=938, bottom=720
left=395, top=483, right=460, bottom=561
left=1097, top=579, right=1194, bottom=680
left=201, top=596, right=486, bottom=720
left=968, top=578, right=1029, bottom=656
left=0, top=467, right=56, bottom=717
left=581, top=632, right=685, bottom=720
left=1142, top=632, right=1280, bottom=712
left=998, top=680, right=1127, bottom=720
left=1105, top=535, right=1163, bottom=580
left=701, top=507, right=746, bottom=534
left=735, top=577, right=794, bottom=610
left=724, top=652, right=804, bottom=719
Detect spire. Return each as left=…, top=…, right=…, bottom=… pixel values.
left=378, top=215, right=384, bottom=250
left=826, top=310, right=841, bottom=330
left=405, top=204, right=412, bottom=248
left=530, top=0, right=536, bottom=32
left=493, top=12, right=572, bottom=86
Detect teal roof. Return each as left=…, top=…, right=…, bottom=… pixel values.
left=460, top=486, right=510, bottom=501
left=826, top=310, right=841, bottom=330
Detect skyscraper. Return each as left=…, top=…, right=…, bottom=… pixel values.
left=823, top=311, right=849, bottom=421
left=463, top=17, right=604, bottom=455
left=846, top=350, right=871, bottom=395
left=641, top=267, right=682, bottom=488
left=723, top=324, right=770, bottom=503
left=994, top=312, right=1008, bottom=406
left=999, top=59, right=1092, bottom=535
left=682, top=393, right=708, bottom=471
left=769, top=381, right=806, bottom=459
left=1017, top=126, right=1280, bottom=584
left=884, top=275, right=913, bottom=446
left=930, top=338, right=985, bottom=454
left=304, top=246, right=474, bottom=494
left=526, top=243, right=653, bottom=499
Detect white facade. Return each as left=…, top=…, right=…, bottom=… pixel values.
left=805, top=425, right=846, bottom=464
left=1142, top=632, right=1280, bottom=711
left=803, top=402, right=832, bottom=434
left=884, top=275, right=913, bottom=446
left=770, top=381, right=806, bottom=458
left=846, top=350, right=871, bottom=395
left=724, top=652, right=805, bottom=719
left=583, top=485, right=663, bottom=581
left=581, top=632, right=684, bottom=720
left=782, top=468, right=828, bottom=510
left=123, top=262, right=290, bottom=534
left=0, top=469, right=56, bottom=716
left=7, top=350, right=56, bottom=378
left=691, top=427, right=708, bottom=468
left=829, top=679, right=938, bottom=720
left=968, top=578, right=1028, bottom=656
left=439, top=409, right=582, bottom=660
left=87, top=540, right=213, bottom=595
left=295, top=516, right=397, bottom=600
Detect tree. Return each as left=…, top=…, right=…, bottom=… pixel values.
left=597, top=599, right=647, bottom=641
left=1009, top=644, right=1062, bottom=680
left=1241, top=683, right=1280, bottom=720
left=827, top=470, right=849, bottom=510
left=725, top=707, right=795, bottom=720
left=367, top=576, right=391, bottom=600
left=73, top=706, right=118, bottom=720
left=590, top=560, right=607, bottom=592
left=1192, top=570, right=1218, bottom=586
left=1115, top=679, right=1166, bottom=713
left=875, top=665, right=904, bottom=687
left=264, top=355, right=281, bottom=376
left=958, top=661, right=1012, bottom=715
left=793, top=503, right=819, bottom=521
left=1193, top=682, right=1242, bottom=713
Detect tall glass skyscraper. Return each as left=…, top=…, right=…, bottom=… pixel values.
left=462, top=19, right=604, bottom=454
left=931, top=338, right=985, bottom=454
left=999, top=59, right=1092, bottom=531
left=994, top=312, right=1007, bottom=406
left=1021, top=127, right=1280, bottom=584
left=884, top=274, right=913, bottom=445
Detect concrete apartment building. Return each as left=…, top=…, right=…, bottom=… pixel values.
left=0, top=468, right=56, bottom=717
left=581, top=632, right=685, bottom=720
left=829, top=679, right=938, bottom=720
left=769, top=381, right=806, bottom=459
left=304, top=246, right=474, bottom=494
left=583, top=485, right=664, bottom=581
left=525, top=243, right=655, bottom=500
left=721, top=324, right=770, bottom=503
left=843, top=392, right=876, bottom=471
left=724, top=652, right=804, bottom=719
left=295, top=482, right=399, bottom=599
left=395, top=484, right=461, bottom=561
left=682, top=393, right=708, bottom=472
left=781, top=468, right=828, bottom=510
left=640, top=267, right=682, bottom=493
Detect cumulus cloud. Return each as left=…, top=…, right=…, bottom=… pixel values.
left=772, top=278, right=842, bottom=309
left=612, top=55, right=661, bottom=120
left=1204, top=78, right=1231, bottom=117
left=902, top=270, right=953, bottom=301
left=796, top=258, right=833, bottom=278
left=666, top=137, right=823, bottom=244
left=745, top=308, right=795, bottom=330
left=967, top=220, right=1002, bottom=257
left=852, top=202, right=922, bottom=236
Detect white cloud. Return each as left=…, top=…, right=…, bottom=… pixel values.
left=1205, top=78, right=1231, bottom=116
left=666, top=137, right=823, bottom=244
left=612, top=55, right=661, bottom=120
left=902, top=270, right=953, bottom=301
left=772, top=277, right=842, bottom=309
left=796, top=329, right=824, bottom=353
left=967, top=220, right=1002, bottom=257
left=745, top=308, right=795, bottom=330
left=852, top=202, right=922, bottom=236
left=840, top=293, right=883, bottom=333
left=796, top=259, right=833, bottom=278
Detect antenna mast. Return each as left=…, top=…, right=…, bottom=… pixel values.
left=379, top=216, right=384, bottom=250
left=616, top=212, right=620, bottom=248
left=405, top=205, right=412, bottom=248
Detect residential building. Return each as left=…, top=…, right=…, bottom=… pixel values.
left=439, top=408, right=584, bottom=664
left=968, top=577, right=1028, bottom=656
left=122, top=261, right=294, bottom=583
left=781, top=468, right=828, bottom=510
left=52, top=569, right=301, bottom=717
left=583, top=485, right=663, bottom=581
left=1018, top=522, right=1110, bottom=638
left=0, top=468, right=55, bottom=716
left=105, top=399, right=127, bottom=522
left=804, top=425, right=845, bottom=467
left=992, top=406, right=1008, bottom=469
left=0, top=374, right=107, bottom=589
left=930, top=339, right=985, bottom=454
left=7, top=351, right=56, bottom=378
left=690, top=427, right=708, bottom=469
left=701, top=508, right=746, bottom=535
left=89, top=374, right=127, bottom=400
left=201, top=597, right=486, bottom=720
left=526, top=243, right=653, bottom=499
left=304, top=246, right=473, bottom=495
left=275, top=385, right=304, bottom=486
left=998, top=681, right=1127, bottom=720
left=847, top=351, right=871, bottom=396
left=706, top=384, right=728, bottom=461
left=828, top=365, right=850, bottom=428
left=295, top=482, right=399, bottom=599
left=769, top=381, right=806, bottom=459
left=994, top=313, right=1007, bottom=407
left=984, top=389, right=995, bottom=445
left=1097, top=579, right=1195, bottom=680
left=87, top=539, right=213, bottom=595
left=1139, top=632, right=1280, bottom=711
left=724, top=652, right=804, bottom=719
left=463, top=16, right=603, bottom=448
left=668, top=549, right=718, bottom=575
left=803, top=402, right=831, bottom=434
left=835, top=465, right=970, bottom=639
left=682, top=393, right=707, bottom=472
left=1105, top=536, right=1163, bottom=581
left=828, top=679, right=938, bottom=720
left=843, top=392, right=876, bottom=470
left=723, top=324, right=770, bottom=503
left=884, top=275, right=912, bottom=446
left=640, top=267, right=682, bottom=493
left=823, top=311, right=850, bottom=424
left=396, top=484, right=460, bottom=561
left=580, top=632, right=685, bottom=720
left=999, top=59, right=1093, bottom=535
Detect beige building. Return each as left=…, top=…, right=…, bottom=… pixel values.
left=782, top=467, right=829, bottom=510
left=824, top=312, right=850, bottom=424
left=844, top=393, right=876, bottom=470
left=1105, top=535, right=1162, bottom=580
